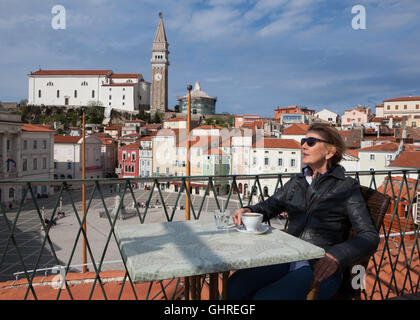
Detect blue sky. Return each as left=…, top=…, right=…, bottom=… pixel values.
left=0, top=0, right=419, bottom=117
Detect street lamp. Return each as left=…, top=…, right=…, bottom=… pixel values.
left=185, top=85, right=192, bottom=221
left=81, top=107, right=87, bottom=273
left=185, top=84, right=194, bottom=300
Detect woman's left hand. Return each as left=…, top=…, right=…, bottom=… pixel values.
left=313, top=253, right=339, bottom=282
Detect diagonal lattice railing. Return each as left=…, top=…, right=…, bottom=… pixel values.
left=0, top=169, right=418, bottom=300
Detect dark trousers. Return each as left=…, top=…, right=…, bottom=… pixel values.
left=227, top=263, right=342, bottom=300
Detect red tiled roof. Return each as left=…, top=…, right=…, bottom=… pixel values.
left=253, top=138, right=301, bottom=149
left=194, top=125, right=223, bottom=130
left=121, top=141, right=140, bottom=149
left=54, top=135, right=81, bottom=144
left=345, top=149, right=359, bottom=159
left=163, top=117, right=187, bottom=122
left=204, top=148, right=226, bottom=156
left=358, top=142, right=399, bottom=152
left=29, top=69, right=112, bottom=76
left=102, top=83, right=136, bottom=87
left=109, top=73, right=141, bottom=78
left=105, top=125, right=122, bottom=130
left=388, top=151, right=420, bottom=168
left=384, top=96, right=420, bottom=102
left=139, top=136, right=152, bottom=141
left=282, top=124, right=308, bottom=135
left=377, top=176, right=419, bottom=201
left=339, top=130, right=351, bottom=138
left=21, top=123, right=55, bottom=132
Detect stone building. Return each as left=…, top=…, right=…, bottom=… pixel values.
left=177, top=81, right=217, bottom=115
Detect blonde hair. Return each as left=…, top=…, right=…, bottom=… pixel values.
left=307, top=122, right=345, bottom=166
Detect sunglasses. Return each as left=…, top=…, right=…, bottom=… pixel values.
left=301, top=137, right=331, bottom=147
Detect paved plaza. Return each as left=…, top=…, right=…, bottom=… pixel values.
left=0, top=184, right=286, bottom=283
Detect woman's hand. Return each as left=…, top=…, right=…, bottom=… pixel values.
left=313, top=253, right=339, bottom=282
left=232, top=207, right=251, bottom=226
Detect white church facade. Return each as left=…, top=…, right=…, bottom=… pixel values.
left=27, top=70, right=151, bottom=114
left=26, top=13, right=172, bottom=116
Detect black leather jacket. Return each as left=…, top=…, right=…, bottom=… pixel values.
left=246, top=165, right=379, bottom=272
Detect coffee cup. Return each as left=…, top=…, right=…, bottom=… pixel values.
left=241, top=213, right=263, bottom=232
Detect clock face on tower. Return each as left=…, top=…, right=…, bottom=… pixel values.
left=154, top=73, right=162, bottom=81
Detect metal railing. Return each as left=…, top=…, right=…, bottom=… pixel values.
left=0, top=169, right=418, bottom=300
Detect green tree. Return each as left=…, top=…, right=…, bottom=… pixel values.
left=151, top=111, right=163, bottom=124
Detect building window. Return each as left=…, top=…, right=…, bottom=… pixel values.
left=416, top=104, right=419, bottom=109
left=23, top=140, right=27, bottom=150
left=33, top=158, right=37, bottom=170
left=370, top=154, right=375, bottom=161
left=43, top=140, right=47, bottom=149
left=46, top=81, right=54, bottom=86
left=81, top=81, right=88, bottom=86
left=109, top=95, right=112, bottom=100
left=404, top=105, right=407, bottom=110
left=387, top=105, right=390, bottom=110
left=67, top=162, right=72, bottom=170
left=291, top=159, right=296, bottom=167
left=122, top=152, right=126, bottom=161
left=92, top=90, right=95, bottom=98
left=38, top=90, right=41, bottom=98
left=57, top=90, right=60, bottom=98
left=9, top=188, right=15, bottom=199
left=264, top=158, right=269, bottom=166
left=278, top=158, right=283, bottom=166
left=131, top=153, right=136, bottom=161
left=43, top=158, right=47, bottom=169
left=395, top=105, right=398, bottom=110
left=23, top=159, right=27, bottom=171
left=74, top=90, right=77, bottom=98
left=54, top=161, right=57, bottom=169
left=33, top=140, right=37, bottom=149
left=122, top=95, right=125, bottom=100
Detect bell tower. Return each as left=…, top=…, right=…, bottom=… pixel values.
left=150, top=12, right=169, bottom=114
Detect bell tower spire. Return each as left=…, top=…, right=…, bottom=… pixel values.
left=151, top=12, right=169, bottom=114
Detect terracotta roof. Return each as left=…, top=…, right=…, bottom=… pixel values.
left=204, top=148, right=226, bottom=156
left=358, top=142, right=399, bottom=152
left=163, top=117, right=187, bottom=122
left=282, top=123, right=309, bottom=135
left=252, top=138, right=301, bottom=149
left=102, top=83, right=136, bottom=87
left=194, top=125, right=223, bottom=130
left=377, top=176, right=419, bottom=201
left=109, top=73, right=141, bottom=78
left=105, top=125, right=122, bottom=130
left=139, top=136, right=152, bottom=141
left=339, top=130, right=351, bottom=138
left=143, top=124, right=162, bottom=129
left=54, top=135, right=81, bottom=144
left=121, top=141, right=140, bottom=149
left=29, top=69, right=112, bottom=76
left=21, top=123, right=55, bottom=132
left=384, top=96, right=420, bottom=102
left=388, top=151, right=420, bottom=168
left=345, top=149, right=359, bottom=159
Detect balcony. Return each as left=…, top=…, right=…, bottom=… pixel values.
left=0, top=169, right=418, bottom=300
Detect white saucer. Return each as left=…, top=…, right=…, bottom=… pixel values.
left=236, top=225, right=270, bottom=235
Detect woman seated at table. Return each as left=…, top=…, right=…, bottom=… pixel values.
left=228, top=122, right=379, bottom=300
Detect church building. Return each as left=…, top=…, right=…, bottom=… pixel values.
left=27, top=14, right=170, bottom=116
